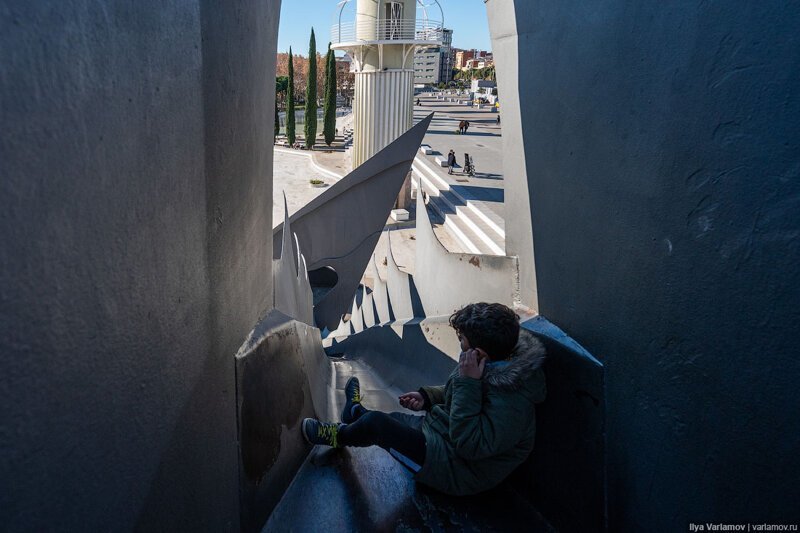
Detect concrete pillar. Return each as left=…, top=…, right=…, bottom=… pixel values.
left=352, top=69, right=415, bottom=168
left=336, top=0, right=440, bottom=207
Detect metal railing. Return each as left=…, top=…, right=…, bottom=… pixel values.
left=331, top=19, right=444, bottom=45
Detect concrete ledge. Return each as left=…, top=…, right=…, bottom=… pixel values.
left=235, top=310, right=331, bottom=531
left=434, top=156, right=448, bottom=167
left=390, top=208, right=409, bottom=222
left=419, top=144, right=433, bottom=155
left=518, top=316, right=605, bottom=533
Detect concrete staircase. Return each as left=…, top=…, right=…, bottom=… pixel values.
left=411, top=155, right=505, bottom=255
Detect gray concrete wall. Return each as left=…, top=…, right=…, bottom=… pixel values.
left=487, top=0, right=800, bottom=530
left=485, top=4, right=538, bottom=311
left=0, top=1, right=280, bottom=530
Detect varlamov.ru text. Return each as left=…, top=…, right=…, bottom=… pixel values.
left=689, top=525, right=798, bottom=532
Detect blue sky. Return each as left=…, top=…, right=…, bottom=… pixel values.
left=277, top=0, right=491, bottom=56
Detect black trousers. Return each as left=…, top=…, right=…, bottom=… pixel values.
left=338, top=409, right=427, bottom=472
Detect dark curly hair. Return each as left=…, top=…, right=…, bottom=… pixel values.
left=449, top=302, right=520, bottom=360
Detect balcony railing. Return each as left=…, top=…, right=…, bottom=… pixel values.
left=331, top=19, right=444, bottom=45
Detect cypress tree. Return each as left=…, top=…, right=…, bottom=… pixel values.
left=304, top=29, right=318, bottom=149
left=323, top=45, right=337, bottom=146
left=286, top=48, right=296, bottom=146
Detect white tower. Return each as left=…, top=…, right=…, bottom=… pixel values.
left=332, top=1, right=443, bottom=172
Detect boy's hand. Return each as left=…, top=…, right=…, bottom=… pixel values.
left=458, top=349, right=487, bottom=379
left=399, top=392, right=425, bottom=411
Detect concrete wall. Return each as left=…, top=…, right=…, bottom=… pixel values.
left=0, top=1, right=280, bottom=530
left=485, top=5, right=538, bottom=311
left=487, top=1, right=800, bottom=530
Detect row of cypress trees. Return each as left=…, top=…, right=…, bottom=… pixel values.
left=283, top=28, right=338, bottom=149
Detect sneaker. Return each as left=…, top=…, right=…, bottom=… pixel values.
left=341, top=376, right=362, bottom=424
left=302, top=418, right=342, bottom=448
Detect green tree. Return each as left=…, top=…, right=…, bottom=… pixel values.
left=304, top=28, right=318, bottom=149
left=286, top=48, right=296, bottom=146
left=275, top=76, right=289, bottom=141
left=323, top=44, right=337, bottom=146
left=276, top=76, right=289, bottom=108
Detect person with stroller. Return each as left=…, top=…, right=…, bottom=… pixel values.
left=447, top=149, right=456, bottom=175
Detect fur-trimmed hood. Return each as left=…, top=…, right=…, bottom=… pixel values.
left=482, top=329, right=546, bottom=391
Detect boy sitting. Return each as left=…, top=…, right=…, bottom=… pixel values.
left=302, top=302, right=546, bottom=495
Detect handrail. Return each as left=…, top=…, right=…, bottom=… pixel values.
left=331, top=19, right=444, bottom=45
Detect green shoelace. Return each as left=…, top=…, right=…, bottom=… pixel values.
left=318, top=423, right=340, bottom=448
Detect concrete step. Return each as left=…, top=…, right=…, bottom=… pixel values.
left=415, top=156, right=505, bottom=241
left=418, top=181, right=501, bottom=255
left=412, top=158, right=505, bottom=255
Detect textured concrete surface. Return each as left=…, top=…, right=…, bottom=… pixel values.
left=485, top=3, right=536, bottom=309
left=264, top=445, right=556, bottom=533
left=234, top=311, right=329, bottom=532
left=487, top=0, right=800, bottom=530
left=0, top=1, right=280, bottom=530
left=413, top=192, right=517, bottom=317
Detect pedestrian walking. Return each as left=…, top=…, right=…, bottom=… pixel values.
left=416, top=98, right=421, bottom=106
left=447, top=149, right=456, bottom=175
left=464, top=120, right=471, bottom=134
left=496, top=115, right=501, bottom=125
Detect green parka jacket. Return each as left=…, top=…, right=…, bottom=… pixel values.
left=415, top=329, right=546, bottom=495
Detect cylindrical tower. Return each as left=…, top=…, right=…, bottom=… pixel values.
left=332, top=1, right=443, bottom=170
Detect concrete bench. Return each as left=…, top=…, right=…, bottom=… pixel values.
left=390, top=208, right=409, bottom=222
left=435, top=156, right=448, bottom=167
left=419, top=144, right=433, bottom=155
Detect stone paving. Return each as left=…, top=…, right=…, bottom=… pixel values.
left=413, top=93, right=505, bottom=220
left=272, top=148, right=343, bottom=227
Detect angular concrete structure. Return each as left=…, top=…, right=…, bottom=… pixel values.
left=272, top=114, right=433, bottom=332
left=487, top=1, right=800, bottom=530
left=273, top=195, right=314, bottom=325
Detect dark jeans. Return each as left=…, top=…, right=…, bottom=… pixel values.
left=338, top=409, right=426, bottom=472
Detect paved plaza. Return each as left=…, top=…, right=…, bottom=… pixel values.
left=272, top=148, right=346, bottom=227
left=414, top=92, right=505, bottom=218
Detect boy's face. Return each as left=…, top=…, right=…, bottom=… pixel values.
left=457, top=331, right=470, bottom=352
left=457, top=331, right=489, bottom=360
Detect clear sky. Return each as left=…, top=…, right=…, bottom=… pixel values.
left=277, top=0, right=491, bottom=56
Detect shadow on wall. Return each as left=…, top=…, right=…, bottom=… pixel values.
left=233, top=310, right=331, bottom=532
left=512, top=316, right=605, bottom=533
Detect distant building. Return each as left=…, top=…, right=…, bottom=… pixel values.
left=414, top=28, right=453, bottom=85
left=464, top=57, right=494, bottom=70
left=458, top=49, right=491, bottom=70
left=455, top=49, right=474, bottom=70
